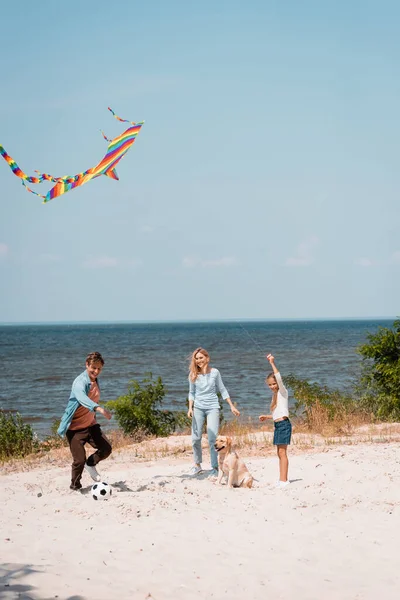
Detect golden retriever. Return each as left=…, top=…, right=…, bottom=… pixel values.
left=214, top=435, right=254, bottom=488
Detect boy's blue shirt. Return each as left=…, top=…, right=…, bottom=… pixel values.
left=57, top=370, right=100, bottom=436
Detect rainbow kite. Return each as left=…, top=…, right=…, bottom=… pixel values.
left=0, top=107, right=144, bottom=203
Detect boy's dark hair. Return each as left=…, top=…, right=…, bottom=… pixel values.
left=86, top=351, right=105, bottom=366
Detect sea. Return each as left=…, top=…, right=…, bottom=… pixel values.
left=0, top=319, right=393, bottom=438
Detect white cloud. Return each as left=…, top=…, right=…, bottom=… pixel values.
left=354, top=252, right=400, bottom=267
left=285, top=256, right=311, bottom=267
left=0, top=243, right=9, bottom=259
left=390, top=251, right=400, bottom=265
left=202, top=257, right=238, bottom=267
left=183, top=256, right=238, bottom=268
left=285, top=236, right=319, bottom=267
left=125, top=258, right=142, bottom=268
left=83, top=256, right=119, bottom=269
left=39, top=253, right=61, bottom=263
left=183, top=256, right=198, bottom=268
left=354, top=257, right=379, bottom=267
left=82, top=256, right=141, bottom=269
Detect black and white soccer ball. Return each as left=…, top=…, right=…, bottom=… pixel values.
left=92, top=482, right=112, bottom=500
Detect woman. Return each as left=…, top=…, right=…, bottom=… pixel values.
left=187, top=347, right=240, bottom=476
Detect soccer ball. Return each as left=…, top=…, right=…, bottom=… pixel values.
left=92, top=482, right=112, bottom=500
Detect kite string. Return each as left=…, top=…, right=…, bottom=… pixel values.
left=236, top=320, right=268, bottom=356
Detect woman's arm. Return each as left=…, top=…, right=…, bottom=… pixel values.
left=187, top=398, right=194, bottom=418
left=226, top=397, right=240, bottom=416
left=188, top=380, right=195, bottom=418
left=215, top=370, right=240, bottom=416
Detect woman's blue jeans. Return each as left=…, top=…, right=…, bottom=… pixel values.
left=192, top=406, right=219, bottom=470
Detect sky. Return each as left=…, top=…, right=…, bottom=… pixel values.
left=0, top=0, right=399, bottom=323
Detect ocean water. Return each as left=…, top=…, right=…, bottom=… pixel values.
left=0, top=319, right=392, bottom=438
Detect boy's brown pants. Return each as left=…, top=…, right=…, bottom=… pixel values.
left=66, top=424, right=112, bottom=487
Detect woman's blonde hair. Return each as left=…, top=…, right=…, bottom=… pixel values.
left=266, top=373, right=278, bottom=411
left=188, top=347, right=210, bottom=382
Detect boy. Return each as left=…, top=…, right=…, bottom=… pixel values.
left=58, top=351, right=112, bottom=490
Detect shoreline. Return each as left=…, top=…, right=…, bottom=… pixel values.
left=1, top=430, right=399, bottom=599
left=2, top=421, right=400, bottom=474
left=2, top=318, right=393, bottom=439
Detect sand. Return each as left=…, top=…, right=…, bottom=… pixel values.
left=1, top=438, right=400, bottom=600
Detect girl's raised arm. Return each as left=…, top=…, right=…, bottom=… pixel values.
left=267, top=353, right=288, bottom=395
left=266, top=353, right=279, bottom=374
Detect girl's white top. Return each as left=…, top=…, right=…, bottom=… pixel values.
left=188, top=368, right=229, bottom=410
left=272, top=372, right=289, bottom=421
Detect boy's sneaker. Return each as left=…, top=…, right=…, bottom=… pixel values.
left=85, top=463, right=101, bottom=482
left=187, top=465, right=202, bottom=476
left=208, top=468, right=218, bottom=480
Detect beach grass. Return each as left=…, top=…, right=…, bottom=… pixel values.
left=2, top=417, right=400, bottom=474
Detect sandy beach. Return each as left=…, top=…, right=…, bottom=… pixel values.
left=1, top=433, right=400, bottom=600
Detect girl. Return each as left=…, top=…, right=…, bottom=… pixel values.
left=259, top=353, right=291, bottom=488
left=187, top=347, right=240, bottom=476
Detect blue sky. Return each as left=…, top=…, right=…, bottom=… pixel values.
left=0, top=0, right=399, bottom=323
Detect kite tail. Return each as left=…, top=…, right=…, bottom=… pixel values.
left=0, top=144, right=59, bottom=184
left=108, top=107, right=136, bottom=125
left=34, top=170, right=62, bottom=183
left=100, top=130, right=113, bottom=142
left=22, top=180, right=47, bottom=201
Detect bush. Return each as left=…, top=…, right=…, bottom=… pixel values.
left=174, top=409, right=192, bottom=433
left=284, top=375, right=364, bottom=434
left=41, top=418, right=68, bottom=450
left=106, top=373, right=190, bottom=440
left=249, top=320, right=400, bottom=433
left=50, top=418, right=61, bottom=437
left=357, top=319, right=400, bottom=420
left=0, top=410, right=40, bottom=460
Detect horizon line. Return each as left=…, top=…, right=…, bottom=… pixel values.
left=0, top=316, right=396, bottom=327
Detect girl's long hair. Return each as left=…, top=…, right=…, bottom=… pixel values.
left=266, top=373, right=278, bottom=412
left=188, top=347, right=210, bottom=382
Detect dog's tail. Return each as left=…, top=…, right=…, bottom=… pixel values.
left=239, top=475, right=258, bottom=488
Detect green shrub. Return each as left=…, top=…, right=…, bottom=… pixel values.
left=218, top=394, right=225, bottom=427
left=284, top=375, right=361, bottom=432
left=41, top=418, right=68, bottom=450
left=50, top=417, right=61, bottom=436
left=357, top=319, right=400, bottom=420
left=285, top=375, right=355, bottom=417
left=174, top=409, right=192, bottom=433
left=106, top=373, right=189, bottom=440
left=0, top=410, right=40, bottom=460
